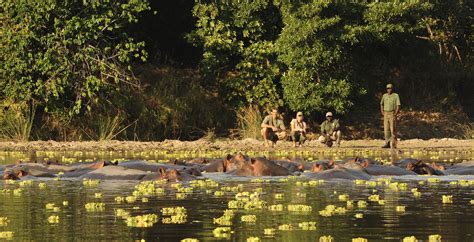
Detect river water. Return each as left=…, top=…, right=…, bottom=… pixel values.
left=0, top=149, right=473, bottom=241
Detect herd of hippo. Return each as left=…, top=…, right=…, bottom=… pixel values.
left=1, top=153, right=474, bottom=182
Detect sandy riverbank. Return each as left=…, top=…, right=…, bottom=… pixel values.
left=0, top=138, right=472, bottom=152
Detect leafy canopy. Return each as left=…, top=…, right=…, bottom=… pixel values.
left=0, top=0, right=150, bottom=116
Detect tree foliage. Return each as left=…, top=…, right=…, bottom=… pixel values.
left=0, top=0, right=150, bottom=116
left=188, top=0, right=283, bottom=110
left=0, top=0, right=472, bottom=141
left=189, top=0, right=448, bottom=114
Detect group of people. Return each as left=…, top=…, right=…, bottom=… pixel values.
left=261, top=83, right=400, bottom=148
left=260, top=109, right=341, bottom=148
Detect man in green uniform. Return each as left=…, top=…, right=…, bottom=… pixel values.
left=380, top=83, right=401, bottom=148
left=261, top=109, right=287, bottom=147
left=318, top=112, right=341, bottom=147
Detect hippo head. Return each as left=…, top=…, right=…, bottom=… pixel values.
left=231, top=158, right=257, bottom=176
left=297, top=164, right=305, bottom=172
left=311, top=161, right=334, bottom=172
left=431, top=162, right=445, bottom=171
left=3, top=170, right=18, bottom=180
left=348, top=157, right=376, bottom=167
left=406, top=160, right=434, bottom=175
left=224, top=153, right=249, bottom=172
left=159, top=168, right=184, bottom=182
left=171, top=159, right=187, bottom=166
left=3, top=173, right=17, bottom=180
left=2, top=168, right=27, bottom=180
left=44, top=159, right=60, bottom=165
left=182, top=167, right=202, bottom=176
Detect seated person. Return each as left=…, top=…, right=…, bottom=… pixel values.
left=290, top=112, right=307, bottom=147
left=261, top=109, right=287, bottom=147
left=318, top=112, right=342, bottom=147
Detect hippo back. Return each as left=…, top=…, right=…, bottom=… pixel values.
left=364, top=165, right=417, bottom=176
left=250, top=158, right=290, bottom=176
left=118, top=160, right=171, bottom=172
left=79, top=166, right=149, bottom=180
left=444, top=166, right=474, bottom=175
left=305, top=168, right=371, bottom=180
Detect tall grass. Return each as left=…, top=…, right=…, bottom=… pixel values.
left=0, top=101, right=36, bottom=141
left=236, top=105, right=263, bottom=140
left=83, top=114, right=136, bottom=141
left=459, top=122, right=474, bottom=139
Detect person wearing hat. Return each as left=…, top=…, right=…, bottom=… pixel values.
left=380, top=83, right=401, bottom=148
left=318, top=112, right=341, bottom=147
left=261, top=109, right=287, bottom=147
left=290, top=112, right=308, bottom=147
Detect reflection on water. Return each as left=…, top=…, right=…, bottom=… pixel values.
left=1, top=175, right=473, bottom=241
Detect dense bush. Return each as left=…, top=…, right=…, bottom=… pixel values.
left=0, top=0, right=472, bottom=140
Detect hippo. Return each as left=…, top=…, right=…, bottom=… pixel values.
left=2, top=167, right=28, bottom=180
left=78, top=166, right=149, bottom=180
left=231, top=157, right=291, bottom=176
left=343, top=157, right=382, bottom=166
left=13, top=161, right=117, bottom=178
left=42, top=159, right=60, bottom=165
left=16, top=163, right=68, bottom=177
left=59, top=168, right=97, bottom=178
left=363, top=164, right=416, bottom=176
left=118, top=160, right=202, bottom=176
left=201, top=159, right=227, bottom=172
left=273, top=159, right=304, bottom=173
left=118, top=160, right=168, bottom=172
left=406, top=161, right=444, bottom=175
left=202, top=153, right=248, bottom=173
left=71, top=160, right=118, bottom=170
left=310, top=161, right=335, bottom=172
left=186, top=157, right=213, bottom=165
left=305, top=167, right=371, bottom=180
left=141, top=167, right=197, bottom=182
left=393, top=158, right=444, bottom=175
left=341, top=159, right=416, bottom=176
left=444, top=160, right=474, bottom=175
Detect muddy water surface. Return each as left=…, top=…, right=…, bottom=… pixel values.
left=0, top=150, right=473, bottom=241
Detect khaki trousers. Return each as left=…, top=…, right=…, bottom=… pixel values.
left=318, top=131, right=342, bottom=144
left=383, top=111, right=397, bottom=146
left=261, top=128, right=287, bottom=143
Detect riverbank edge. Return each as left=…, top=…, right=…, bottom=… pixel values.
left=0, top=139, right=472, bottom=152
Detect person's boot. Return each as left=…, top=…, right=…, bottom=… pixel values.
left=381, top=142, right=390, bottom=148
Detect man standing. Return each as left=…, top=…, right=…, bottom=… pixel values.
left=380, top=83, right=401, bottom=148
left=318, top=112, right=341, bottom=147
left=261, top=109, right=287, bottom=147
left=290, top=112, right=307, bottom=147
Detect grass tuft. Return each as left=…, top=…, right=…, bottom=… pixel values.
left=236, top=105, right=263, bottom=140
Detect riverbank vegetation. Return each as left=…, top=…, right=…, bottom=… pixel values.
left=1, top=0, right=472, bottom=141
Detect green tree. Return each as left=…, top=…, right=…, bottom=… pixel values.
left=0, top=0, right=150, bottom=116
left=187, top=0, right=283, bottom=110
left=276, top=0, right=431, bottom=114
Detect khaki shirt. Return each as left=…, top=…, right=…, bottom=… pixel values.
left=290, top=119, right=307, bottom=132
left=380, top=93, right=401, bottom=112
left=261, top=115, right=285, bottom=130
left=320, top=119, right=340, bottom=134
